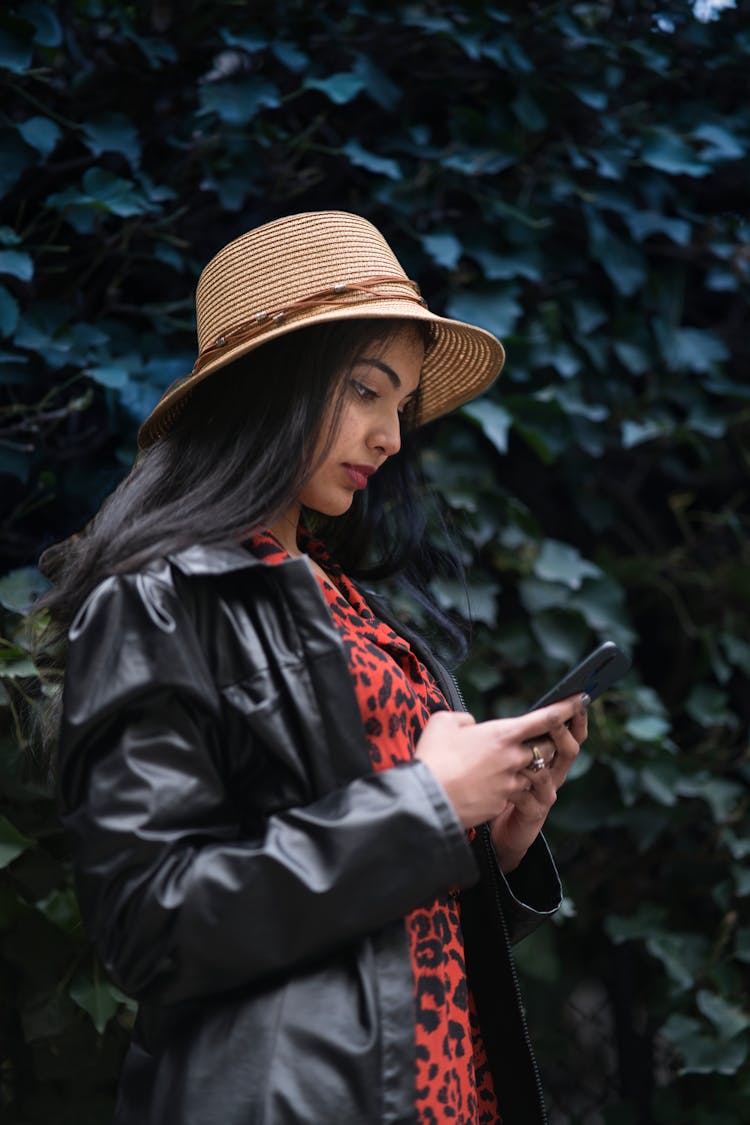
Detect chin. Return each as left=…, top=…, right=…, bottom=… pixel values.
left=306, top=492, right=355, bottom=518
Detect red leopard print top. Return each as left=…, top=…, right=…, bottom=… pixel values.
left=250, top=529, right=501, bottom=1125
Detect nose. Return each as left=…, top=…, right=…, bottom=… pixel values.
left=367, top=409, right=402, bottom=458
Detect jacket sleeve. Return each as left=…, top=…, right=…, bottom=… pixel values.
left=480, top=827, right=562, bottom=945
left=58, top=569, right=478, bottom=1007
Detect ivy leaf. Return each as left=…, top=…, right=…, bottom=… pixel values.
left=445, top=286, right=522, bottom=338
left=86, top=364, right=129, bottom=389
left=0, top=249, right=33, bottom=282
left=625, top=715, right=671, bottom=742
left=304, top=73, right=365, bottom=105
left=696, top=990, right=750, bottom=1039
left=0, top=129, right=33, bottom=196
left=353, top=53, right=401, bottom=110
left=341, top=139, right=401, bottom=181
left=0, top=28, right=33, bottom=73
left=69, top=966, right=121, bottom=1034
left=0, top=284, right=19, bottom=337
left=534, top=540, right=601, bottom=589
left=660, top=1014, right=748, bottom=1075
left=0, top=566, right=49, bottom=613
left=19, top=1, right=62, bottom=47
left=17, top=115, right=62, bottom=158
left=198, top=78, right=281, bottom=125
left=82, top=113, right=142, bottom=169
left=420, top=232, right=462, bottom=270
left=0, top=815, right=33, bottom=869
left=587, top=212, right=646, bottom=296
left=641, top=127, right=710, bottom=177
left=271, top=40, right=309, bottom=72
left=462, top=399, right=513, bottom=454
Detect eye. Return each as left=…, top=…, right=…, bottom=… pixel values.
left=351, top=379, right=378, bottom=402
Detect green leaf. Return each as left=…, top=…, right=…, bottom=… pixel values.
left=445, top=286, right=522, bottom=338
left=511, top=91, right=547, bottom=131
left=662, top=326, right=729, bottom=374
left=69, top=966, right=121, bottom=1034
left=48, top=168, right=155, bottom=219
left=421, top=232, right=462, bottom=270
left=693, top=122, right=746, bottom=163
left=304, top=72, right=365, bottom=105
left=641, top=127, right=710, bottom=177
left=587, top=213, right=646, bottom=296
left=462, top=399, right=513, bottom=455
left=0, top=249, right=33, bottom=282
left=0, top=814, right=33, bottom=868
left=34, top=887, right=82, bottom=934
left=645, top=933, right=710, bottom=990
left=341, top=139, right=401, bottom=181
left=472, top=246, right=541, bottom=282
left=660, top=1014, right=748, bottom=1075
left=675, top=774, right=744, bottom=822
left=198, top=77, right=281, bottom=125
left=623, top=209, right=692, bottom=246
left=19, top=1, right=62, bottom=47
left=353, top=53, right=401, bottom=110
left=219, top=28, right=267, bottom=51
left=696, top=990, right=750, bottom=1039
left=534, top=540, right=601, bottom=590
left=0, top=284, right=19, bottom=337
left=0, top=566, right=49, bottom=612
left=271, top=39, right=309, bottom=72
left=0, top=129, right=33, bottom=195
left=82, top=113, right=142, bottom=168
left=613, top=340, right=650, bottom=374
left=569, top=84, right=608, bottom=110
left=86, top=364, right=129, bottom=389
left=621, top=419, right=665, bottom=448
left=529, top=610, right=588, bottom=663
left=625, top=715, right=671, bottom=742
left=685, top=684, right=734, bottom=727
left=0, top=28, right=33, bottom=73
left=17, top=114, right=62, bottom=157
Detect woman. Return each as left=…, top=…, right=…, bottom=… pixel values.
left=47, top=212, right=588, bottom=1125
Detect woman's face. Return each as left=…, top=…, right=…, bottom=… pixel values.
left=298, top=328, right=424, bottom=517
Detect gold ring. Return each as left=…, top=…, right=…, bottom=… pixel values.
left=527, top=745, right=546, bottom=773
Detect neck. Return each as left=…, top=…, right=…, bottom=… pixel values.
left=269, top=503, right=302, bottom=556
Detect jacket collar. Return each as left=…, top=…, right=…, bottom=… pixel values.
left=167, top=540, right=306, bottom=578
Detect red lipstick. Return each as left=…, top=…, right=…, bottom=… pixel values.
left=343, top=463, right=376, bottom=489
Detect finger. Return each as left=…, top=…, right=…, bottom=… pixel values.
left=452, top=710, right=477, bottom=727
left=509, top=770, right=557, bottom=814
left=546, top=724, right=581, bottom=784
left=568, top=707, right=588, bottom=745
left=518, top=693, right=589, bottom=741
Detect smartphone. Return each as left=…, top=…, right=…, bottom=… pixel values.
left=529, top=641, right=631, bottom=711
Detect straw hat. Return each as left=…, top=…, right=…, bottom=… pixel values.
left=137, top=211, right=505, bottom=449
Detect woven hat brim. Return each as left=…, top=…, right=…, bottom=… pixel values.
left=137, top=302, right=504, bottom=449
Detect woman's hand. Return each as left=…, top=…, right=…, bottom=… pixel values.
left=415, top=695, right=588, bottom=869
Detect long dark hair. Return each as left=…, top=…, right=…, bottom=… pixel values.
left=40, top=317, right=465, bottom=653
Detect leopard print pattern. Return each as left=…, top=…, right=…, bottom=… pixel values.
left=249, top=529, right=501, bottom=1124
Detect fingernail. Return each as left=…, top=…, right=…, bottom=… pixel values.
left=581, top=693, right=591, bottom=711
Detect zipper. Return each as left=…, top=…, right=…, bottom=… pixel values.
left=480, top=825, right=549, bottom=1125
left=444, top=665, right=548, bottom=1122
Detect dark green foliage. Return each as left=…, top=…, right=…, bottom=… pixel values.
left=1, top=1, right=748, bottom=1120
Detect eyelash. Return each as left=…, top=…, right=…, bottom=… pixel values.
left=351, top=378, right=411, bottom=418
left=351, top=379, right=378, bottom=402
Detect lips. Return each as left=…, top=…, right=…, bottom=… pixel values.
left=342, top=463, right=376, bottom=490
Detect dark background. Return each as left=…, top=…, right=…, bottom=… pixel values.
left=1, top=2, right=748, bottom=1122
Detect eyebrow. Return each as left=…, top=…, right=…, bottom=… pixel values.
left=356, top=358, right=418, bottom=397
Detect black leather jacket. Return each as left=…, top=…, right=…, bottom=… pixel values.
left=59, top=543, right=562, bottom=1125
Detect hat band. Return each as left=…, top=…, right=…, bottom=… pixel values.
left=193, top=275, right=426, bottom=376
